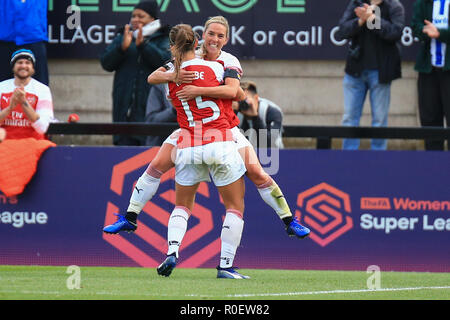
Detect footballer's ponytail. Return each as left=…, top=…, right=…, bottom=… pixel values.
left=169, top=24, right=197, bottom=83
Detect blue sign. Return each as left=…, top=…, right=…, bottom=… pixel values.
left=1, top=147, right=449, bottom=271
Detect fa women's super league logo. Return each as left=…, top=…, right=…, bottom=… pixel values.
left=295, top=182, right=353, bottom=247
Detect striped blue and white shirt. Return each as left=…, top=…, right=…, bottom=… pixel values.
left=431, top=0, right=450, bottom=67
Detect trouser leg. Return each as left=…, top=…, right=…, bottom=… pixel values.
left=418, top=71, right=444, bottom=150
left=342, top=73, right=367, bottom=150
left=368, top=70, right=391, bottom=150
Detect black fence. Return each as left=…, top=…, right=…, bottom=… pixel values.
left=47, top=123, right=450, bottom=149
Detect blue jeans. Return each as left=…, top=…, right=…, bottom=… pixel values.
left=342, top=70, right=391, bottom=150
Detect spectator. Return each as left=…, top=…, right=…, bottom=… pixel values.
left=0, top=0, right=49, bottom=85
left=235, top=81, right=284, bottom=149
left=411, top=0, right=450, bottom=151
left=0, top=49, right=54, bottom=140
left=337, top=0, right=405, bottom=150
left=145, top=83, right=177, bottom=146
left=100, top=0, right=171, bottom=146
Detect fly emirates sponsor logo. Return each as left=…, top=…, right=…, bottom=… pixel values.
left=359, top=197, right=450, bottom=234
left=0, top=195, right=48, bottom=228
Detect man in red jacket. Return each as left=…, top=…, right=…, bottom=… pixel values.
left=0, top=49, right=54, bottom=140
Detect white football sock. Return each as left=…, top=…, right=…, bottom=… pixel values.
left=257, top=178, right=292, bottom=220
left=167, top=206, right=191, bottom=258
left=127, top=171, right=160, bottom=214
left=220, top=210, right=244, bottom=269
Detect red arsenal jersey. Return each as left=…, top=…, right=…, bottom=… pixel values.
left=0, top=78, right=54, bottom=140
left=167, top=58, right=233, bottom=148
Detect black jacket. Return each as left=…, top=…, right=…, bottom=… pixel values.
left=100, top=24, right=171, bottom=145
left=337, top=0, right=405, bottom=83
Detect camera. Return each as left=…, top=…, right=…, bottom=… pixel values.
left=238, top=100, right=251, bottom=112
left=348, top=37, right=362, bottom=60
left=348, top=44, right=361, bottom=60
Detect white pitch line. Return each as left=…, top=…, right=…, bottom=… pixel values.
left=218, top=286, right=450, bottom=298
left=0, top=286, right=448, bottom=298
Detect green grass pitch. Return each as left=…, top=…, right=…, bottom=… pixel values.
left=0, top=265, right=449, bottom=300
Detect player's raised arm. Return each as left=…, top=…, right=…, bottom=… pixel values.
left=176, top=76, right=240, bottom=101
left=148, top=66, right=174, bottom=84
left=234, top=83, right=245, bottom=101
left=148, top=66, right=197, bottom=85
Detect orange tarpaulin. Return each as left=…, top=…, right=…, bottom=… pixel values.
left=0, top=138, right=56, bottom=197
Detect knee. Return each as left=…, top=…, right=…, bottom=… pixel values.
left=149, top=158, right=166, bottom=173
left=149, top=153, right=175, bottom=173
left=245, top=165, right=270, bottom=186
left=175, top=201, right=195, bottom=212
left=224, top=201, right=245, bottom=215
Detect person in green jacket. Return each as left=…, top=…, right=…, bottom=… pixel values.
left=100, top=1, right=171, bottom=146
left=411, top=0, right=450, bottom=151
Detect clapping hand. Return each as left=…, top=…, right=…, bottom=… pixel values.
left=10, top=87, right=26, bottom=108
left=423, top=20, right=440, bottom=39
left=121, top=24, right=133, bottom=51
left=135, top=26, right=144, bottom=47
left=355, top=3, right=372, bottom=26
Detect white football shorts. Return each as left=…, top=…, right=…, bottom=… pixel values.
left=162, top=128, right=181, bottom=146
left=175, top=141, right=246, bottom=187
left=231, top=126, right=252, bottom=150
left=165, top=127, right=252, bottom=150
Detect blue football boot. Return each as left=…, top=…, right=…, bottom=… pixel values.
left=103, top=213, right=137, bottom=234
left=157, top=255, right=178, bottom=277
left=286, top=217, right=310, bottom=239
left=217, top=267, right=250, bottom=279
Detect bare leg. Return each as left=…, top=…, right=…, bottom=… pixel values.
left=164, top=183, right=199, bottom=258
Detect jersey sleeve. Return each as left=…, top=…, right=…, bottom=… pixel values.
left=223, top=54, right=243, bottom=78
left=211, top=62, right=225, bottom=84
left=163, top=59, right=175, bottom=71
left=32, top=84, right=54, bottom=134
